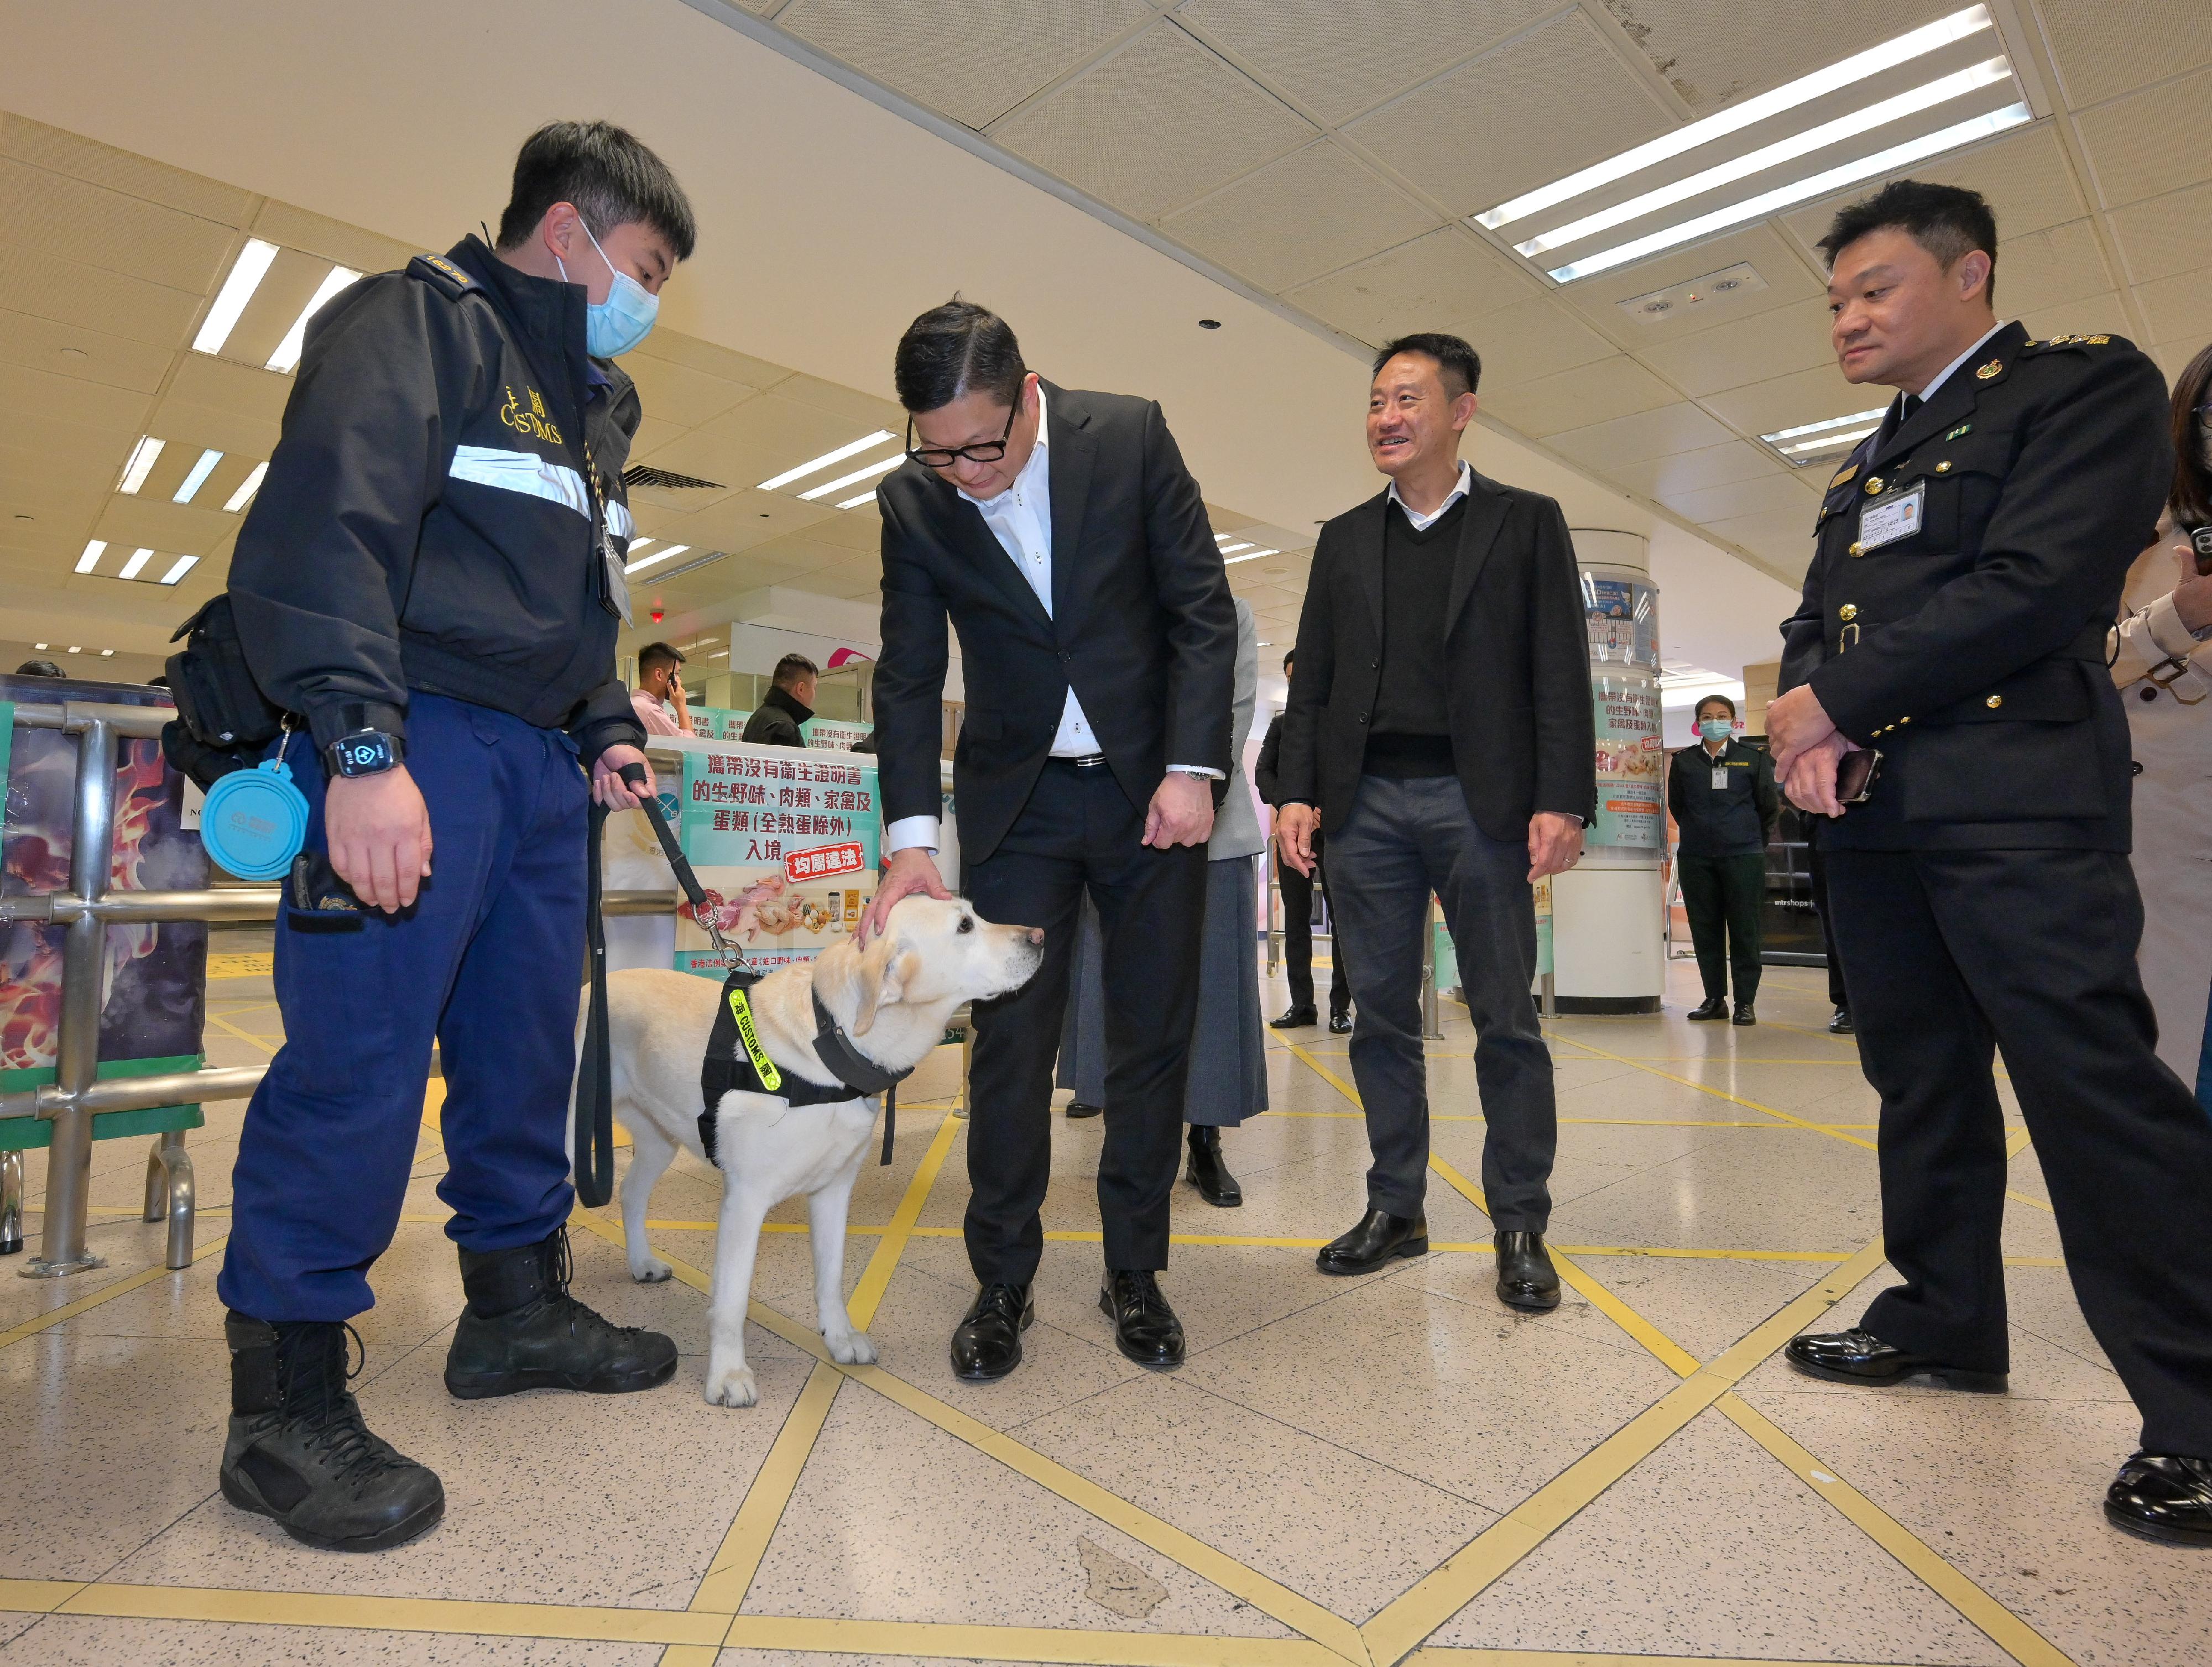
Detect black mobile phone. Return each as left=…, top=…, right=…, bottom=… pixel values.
left=1837, top=749, right=1882, bottom=806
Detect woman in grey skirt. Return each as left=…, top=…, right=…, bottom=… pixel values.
left=1058, top=598, right=1268, bottom=1204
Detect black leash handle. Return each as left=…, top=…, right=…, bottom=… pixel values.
left=618, top=761, right=732, bottom=954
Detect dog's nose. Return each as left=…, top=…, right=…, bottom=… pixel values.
left=1023, top=927, right=1045, bottom=945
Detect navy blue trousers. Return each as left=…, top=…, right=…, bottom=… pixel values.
left=218, top=695, right=589, bottom=1322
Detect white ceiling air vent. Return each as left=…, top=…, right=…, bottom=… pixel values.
left=1616, top=263, right=1768, bottom=325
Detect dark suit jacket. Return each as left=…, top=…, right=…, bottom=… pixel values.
left=739, top=684, right=810, bottom=750
left=1276, top=472, right=1595, bottom=842
left=1778, top=322, right=2170, bottom=851
left=1254, top=713, right=1285, bottom=806
left=873, top=382, right=1237, bottom=863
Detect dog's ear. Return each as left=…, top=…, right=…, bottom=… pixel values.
left=848, top=935, right=920, bottom=1036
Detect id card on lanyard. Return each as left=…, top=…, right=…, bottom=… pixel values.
left=1712, top=766, right=1729, bottom=791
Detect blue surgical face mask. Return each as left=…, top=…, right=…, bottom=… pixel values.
left=557, top=220, right=658, bottom=357
left=1699, top=718, right=1733, bottom=743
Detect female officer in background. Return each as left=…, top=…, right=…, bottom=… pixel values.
left=1667, top=693, right=1779, bottom=1025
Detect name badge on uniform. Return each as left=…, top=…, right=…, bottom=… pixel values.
left=1857, top=482, right=1925, bottom=552
left=1712, top=767, right=1729, bottom=790
left=601, top=531, right=634, bottom=625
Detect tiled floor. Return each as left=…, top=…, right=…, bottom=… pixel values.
left=4, top=936, right=2205, bottom=1667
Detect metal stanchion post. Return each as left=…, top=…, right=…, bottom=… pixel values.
left=1264, top=846, right=1280, bottom=976
left=1541, top=971, right=1557, bottom=1020
left=27, top=712, right=114, bottom=1278
left=142, top=1128, right=195, bottom=1269
left=0, top=1151, right=22, bottom=1255
left=1420, top=904, right=1442, bottom=1041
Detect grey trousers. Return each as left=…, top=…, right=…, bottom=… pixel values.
left=1327, top=774, right=1557, bottom=1229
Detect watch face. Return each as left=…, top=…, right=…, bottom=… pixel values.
left=335, top=735, right=393, bottom=774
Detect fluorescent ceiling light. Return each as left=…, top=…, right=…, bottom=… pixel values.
left=75, top=541, right=105, bottom=574
left=625, top=537, right=654, bottom=553
left=222, top=461, right=268, bottom=513
left=1547, top=103, right=2032, bottom=283
left=1224, top=548, right=1279, bottom=565
left=1779, top=425, right=1880, bottom=457
left=173, top=448, right=224, bottom=504
left=192, top=237, right=280, bottom=354
left=709, top=649, right=728, bottom=659
left=100, top=648, right=114, bottom=657
left=158, top=555, right=199, bottom=586
left=66, top=646, right=81, bottom=655
left=1477, top=5, right=1995, bottom=231
left=799, top=453, right=902, bottom=501
left=758, top=430, right=896, bottom=491
left=1516, top=58, right=2013, bottom=258
left=33, top=642, right=47, bottom=650
left=1213, top=532, right=1234, bottom=543
left=838, top=490, right=878, bottom=510
left=118, top=436, right=164, bottom=495
left=267, top=265, right=361, bottom=373
left=118, top=547, right=155, bottom=579
left=1762, top=406, right=1888, bottom=443
left=625, top=544, right=687, bottom=573
left=1219, top=542, right=1254, bottom=555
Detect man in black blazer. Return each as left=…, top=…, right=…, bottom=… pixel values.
left=862, top=300, right=1235, bottom=1382
left=1275, top=333, right=1593, bottom=1309
left=1253, top=651, right=1350, bottom=1032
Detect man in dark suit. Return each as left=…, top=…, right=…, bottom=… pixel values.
left=1253, top=650, right=1350, bottom=1033
left=861, top=300, right=1235, bottom=1382
left=1275, top=332, right=1594, bottom=1309
left=1768, top=180, right=2212, bottom=1545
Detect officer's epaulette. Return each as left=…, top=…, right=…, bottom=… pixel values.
left=2020, top=331, right=2128, bottom=355
left=405, top=253, right=481, bottom=301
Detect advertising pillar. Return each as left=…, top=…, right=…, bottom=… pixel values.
left=1553, top=530, right=1663, bottom=1013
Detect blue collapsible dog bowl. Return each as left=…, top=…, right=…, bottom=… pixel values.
left=200, top=757, right=310, bottom=880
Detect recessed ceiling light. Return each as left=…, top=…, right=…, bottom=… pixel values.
left=118, top=436, right=164, bottom=495
left=708, top=649, right=728, bottom=659
left=626, top=537, right=654, bottom=553
left=1225, top=548, right=1278, bottom=565
left=1764, top=407, right=1890, bottom=443
left=1476, top=4, right=1996, bottom=233
left=625, top=544, right=688, bottom=573
left=799, top=453, right=902, bottom=501
left=838, top=490, right=878, bottom=510
left=1544, top=103, right=2031, bottom=283
left=1213, top=533, right=1234, bottom=544
left=75, top=541, right=106, bottom=574
left=267, top=265, right=362, bottom=373
left=33, top=642, right=48, bottom=650
left=173, top=448, right=224, bottom=505
left=1514, top=58, right=2013, bottom=260
left=757, top=430, right=896, bottom=492
left=222, top=461, right=269, bottom=513
left=66, top=646, right=81, bottom=655
left=118, top=547, right=155, bottom=579
left=99, top=648, right=114, bottom=657
left=193, top=238, right=280, bottom=355
left=158, top=554, right=199, bottom=585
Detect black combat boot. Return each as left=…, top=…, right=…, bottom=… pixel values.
left=444, top=1227, right=678, bottom=1399
left=220, top=1311, right=445, bottom=1551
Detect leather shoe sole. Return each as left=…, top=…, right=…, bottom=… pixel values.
left=1317, top=1235, right=1427, bottom=1276
left=1784, top=1347, right=2006, bottom=1394
left=2104, top=1500, right=2212, bottom=1547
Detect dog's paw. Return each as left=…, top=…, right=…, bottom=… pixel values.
left=629, top=1256, right=673, bottom=1284
left=703, top=1363, right=758, bottom=1408
left=826, top=1329, right=878, bottom=1366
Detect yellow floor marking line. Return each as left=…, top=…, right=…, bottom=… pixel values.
left=1403, top=1651, right=1936, bottom=1666
left=724, top=1615, right=1350, bottom=1665
left=0, top=1233, right=230, bottom=1352
left=1265, top=1109, right=1876, bottom=1126
left=1717, top=1393, right=2075, bottom=1667
left=204, top=952, right=274, bottom=979
left=0, top=1577, right=87, bottom=1611
left=49, top=1582, right=731, bottom=1646
left=203, top=1010, right=279, bottom=1056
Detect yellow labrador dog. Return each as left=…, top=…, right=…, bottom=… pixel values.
left=588, top=896, right=1042, bottom=1407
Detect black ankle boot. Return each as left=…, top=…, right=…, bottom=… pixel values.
left=220, top=1311, right=445, bottom=1551
left=1186, top=1125, right=1241, bottom=1207
left=444, top=1227, right=677, bottom=1399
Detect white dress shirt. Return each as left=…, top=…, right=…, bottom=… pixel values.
left=884, top=385, right=1218, bottom=856
left=1387, top=458, right=1473, bottom=531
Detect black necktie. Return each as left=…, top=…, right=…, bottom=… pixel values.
left=1877, top=393, right=1922, bottom=449
left=1900, top=393, right=1923, bottom=422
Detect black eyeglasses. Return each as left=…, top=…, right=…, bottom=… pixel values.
left=905, top=399, right=1019, bottom=470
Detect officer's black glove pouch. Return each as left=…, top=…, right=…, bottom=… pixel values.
left=163, top=594, right=290, bottom=785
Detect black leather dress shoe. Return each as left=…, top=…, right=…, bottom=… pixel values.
left=1099, top=1271, right=1184, bottom=1368
left=1494, top=1231, right=1561, bottom=1310
left=1065, top=1100, right=1103, bottom=1120
left=1731, top=1002, right=1756, bottom=1026
left=1687, top=997, right=1729, bottom=1021
left=1186, top=1126, right=1241, bottom=1207
left=951, top=1283, right=1033, bottom=1382
left=1328, top=1005, right=1353, bottom=1034
left=2105, top=1452, right=2212, bottom=1545
left=1270, top=1005, right=1318, bottom=1030
left=1783, top=1328, right=2007, bottom=1393
left=1317, top=1209, right=1427, bottom=1274
left=1829, top=1006, right=1854, bottom=1034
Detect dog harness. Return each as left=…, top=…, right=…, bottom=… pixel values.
left=698, top=966, right=912, bottom=1169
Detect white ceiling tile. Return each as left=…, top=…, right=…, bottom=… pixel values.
left=1700, top=506, right=1815, bottom=566
left=2107, top=181, right=2212, bottom=286
left=1635, top=295, right=1837, bottom=398
left=629, top=333, right=786, bottom=391
left=1343, top=11, right=1674, bottom=217
left=2036, top=0, right=2212, bottom=107
left=622, top=356, right=760, bottom=431
left=2136, top=269, right=2212, bottom=348
left=1282, top=227, right=1541, bottom=346
left=0, top=113, right=254, bottom=226
left=0, top=308, right=174, bottom=394
left=0, top=159, right=236, bottom=295
left=779, top=0, right=1152, bottom=129
left=164, top=353, right=292, bottom=427
left=1556, top=225, right=1823, bottom=345
left=2074, top=64, right=2212, bottom=210
left=1608, top=440, right=1783, bottom=499
left=1993, top=217, right=2116, bottom=315
left=1450, top=295, right=1617, bottom=390
left=1545, top=400, right=1736, bottom=470
left=2015, top=291, right=2131, bottom=347
left=251, top=200, right=416, bottom=277
left=1782, top=124, right=2089, bottom=257
left=1699, top=361, right=1875, bottom=438
left=1175, top=0, right=1561, bottom=126
left=144, top=392, right=283, bottom=462
left=1479, top=354, right=1678, bottom=437
left=766, top=372, right=907, bottom=432
left=990, top=22, right=1315, bottom=222
left=1658, top=471, right=1820, bottom=524
left=1592, top=0, right=1961, bottom=113
left=2150, top=339, right=2205, bottom=384
left=1159, top=141, right=1439, bottom=291
left=0, top=361, right=154, bottom=436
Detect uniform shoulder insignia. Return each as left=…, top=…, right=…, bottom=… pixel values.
left=1828, top=463, right=1858, bottom=490
left=405, top=253, right=481, bottom=301
left=2023, top=331, right=2128, bottom=354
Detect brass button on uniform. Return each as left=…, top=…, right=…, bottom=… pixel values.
left=1864, top=477, right=1884, bottom=495
left=1849, top=542, right=1865, bottom=556
left=1985, top=694, right=2003, bottom=709
left=1839, top=603, right=1859, bottom=620
left=1936, top=461, right=1952, bottom=473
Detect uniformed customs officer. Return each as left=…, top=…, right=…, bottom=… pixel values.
left=1665, top=693, right=1778, bottom=1025
left=215, top=122, right=697, bottom=1552
left=1767, top=180, right=2212, bottom=1546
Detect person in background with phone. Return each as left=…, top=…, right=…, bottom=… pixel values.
left=630, top=640, right=694, bottom=736
left=2112, top=342, right=2212, bottom=1114
left=1666, top=693, right=1778, bottom=1026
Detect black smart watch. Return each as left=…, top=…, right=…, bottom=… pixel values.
left=326, top=729, right=405, bottom=777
